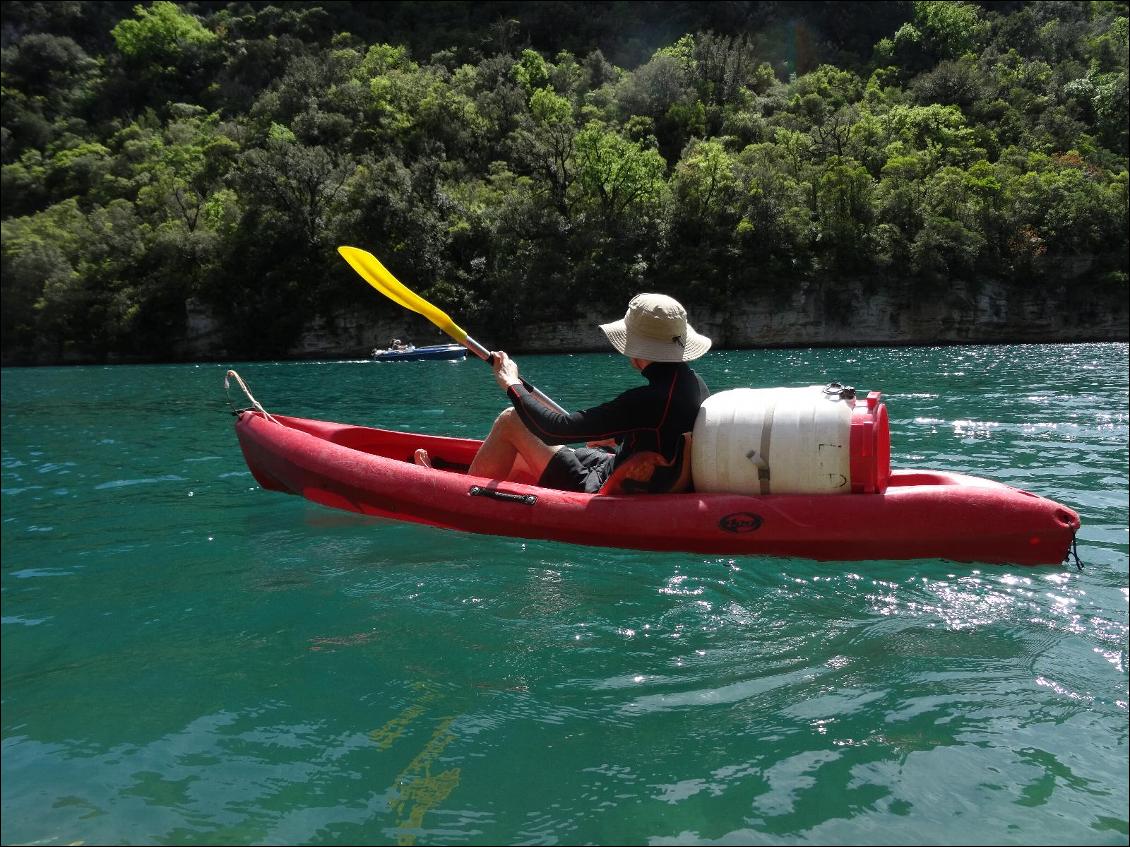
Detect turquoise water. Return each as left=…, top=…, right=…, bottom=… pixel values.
left=2, top=344, right=1127, bottom=846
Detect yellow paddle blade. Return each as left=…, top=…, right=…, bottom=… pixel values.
left=338, top=246, right=469, bottom=345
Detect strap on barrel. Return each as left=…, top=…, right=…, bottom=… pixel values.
left=758, top=402, right=775, bottom=494
left=744, top=401, right=775, bottom=495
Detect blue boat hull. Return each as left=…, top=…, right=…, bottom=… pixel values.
left=372, top=344, right=468, bottom=362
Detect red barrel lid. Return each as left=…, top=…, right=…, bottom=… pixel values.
left=849, top=391, right=890, bottom=494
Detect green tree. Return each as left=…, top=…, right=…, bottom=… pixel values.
left=664, top=138, right=744, bottom=308
left=910, top=215, right=985, bottom=281
left=111, top=1, right=216, bottom=65
left=130, top=110, right=240, bottom=233
left=108, top=0, right=221, bottom=113
left=874, top=151, right=928, bottom=268
left=1, top=198, right=92, bottom=355
left=816, top=156, right=875, bottom=273
left=913, top=1, right=985, bottom=61
left=513, top=48, right=550, bottom=93
left=731, top=141, right=813, bottom=279
left=509, top=87, right=576, bottom=215
left=572, top=121, right=667, bottom=229
left=670, top=138, right=739, bottom=226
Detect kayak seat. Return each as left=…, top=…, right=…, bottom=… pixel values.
left=597, top=433, right=693, bottom=496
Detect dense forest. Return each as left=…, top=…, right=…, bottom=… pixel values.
left=1, top=0, right=1127, bottom=363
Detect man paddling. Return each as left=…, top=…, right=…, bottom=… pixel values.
left=416, top=293, right=711, bottom=493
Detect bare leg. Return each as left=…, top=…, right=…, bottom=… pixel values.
left=469, top=408, right=561, bottom=482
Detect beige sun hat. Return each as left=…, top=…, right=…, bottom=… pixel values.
left=599, top=293, right=712, bottom=362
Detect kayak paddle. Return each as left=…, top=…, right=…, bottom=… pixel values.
left=338, top=246, right=569, bottom=415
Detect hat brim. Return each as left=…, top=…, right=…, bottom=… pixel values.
left=599, top=319, right=712, bottom=362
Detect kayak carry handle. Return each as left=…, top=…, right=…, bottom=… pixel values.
left=469, top=485, right=538, bottom=505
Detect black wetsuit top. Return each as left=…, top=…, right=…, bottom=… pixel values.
left=506, top=362, right=710, bottom=470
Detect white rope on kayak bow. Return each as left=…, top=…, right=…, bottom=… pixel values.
left=224, top=369, right=280, bottom=424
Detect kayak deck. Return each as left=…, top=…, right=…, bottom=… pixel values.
left=234, top=411, right=1081, bottom=565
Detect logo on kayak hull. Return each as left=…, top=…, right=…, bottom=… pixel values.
left=719, top=512, right=763, bottom=533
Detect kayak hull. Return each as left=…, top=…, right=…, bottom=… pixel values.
left=233, top=412, right=1080, bottom=565
left=372, top=344, right=468, bottom=361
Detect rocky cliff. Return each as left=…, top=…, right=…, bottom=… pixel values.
left=215, top=276, right=1127, bottom=362
left=647, top=276, right=1125, bottom=350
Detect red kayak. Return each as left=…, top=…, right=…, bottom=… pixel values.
left=232, top=410, right=1080, bottom=565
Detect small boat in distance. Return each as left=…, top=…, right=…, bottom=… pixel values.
left=371, top=342, right=468, bottom=362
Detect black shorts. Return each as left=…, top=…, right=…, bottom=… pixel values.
left=538, top=447, right=615, bottom=493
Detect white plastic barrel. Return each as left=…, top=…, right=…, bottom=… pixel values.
left=692, top=385, right=890, bottom=495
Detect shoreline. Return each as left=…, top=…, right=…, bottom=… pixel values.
left=3, top=335, right=1127, bottom=369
